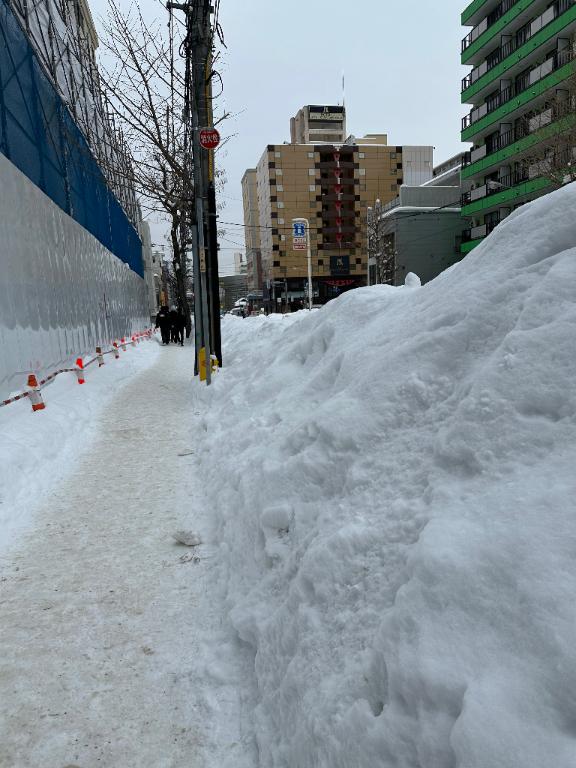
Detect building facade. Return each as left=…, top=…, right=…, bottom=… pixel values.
left=241, top=169, right=263, bottom=294
left=460, top=0, right=576, bottom=253
left=290, top=105, right=346, bottom=144
left=244, top=110, right=433, bottom=310
left=368, top=185, right=467, bottom=286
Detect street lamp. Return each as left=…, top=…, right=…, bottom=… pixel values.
left=292, top=217, right=313, bottom=311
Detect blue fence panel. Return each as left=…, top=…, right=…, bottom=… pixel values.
left=0, top=0, right=143, bottom=276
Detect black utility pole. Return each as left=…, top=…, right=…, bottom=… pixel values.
left=167, top=0, right=222, bottom=379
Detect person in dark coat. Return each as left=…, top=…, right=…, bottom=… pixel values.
left=171, top=307, right=186, bottom=346
left=155, top=305, right=171, bottom=344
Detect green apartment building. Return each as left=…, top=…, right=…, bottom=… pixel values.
left=460, top=0, right=576, bottom=252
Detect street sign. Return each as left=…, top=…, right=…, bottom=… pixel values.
left=293, top=222, right=306, bottom=238
left=293, top=237, right=307, bottom=251
left=199, top=128, right=220, bottom=150
left=293, top=221, right=307, bottom=251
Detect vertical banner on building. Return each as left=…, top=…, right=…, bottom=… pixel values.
left=293, top=221, right=307, bottom=251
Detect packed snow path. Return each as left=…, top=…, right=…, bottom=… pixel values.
left=0, top=345, right=257, bottom=768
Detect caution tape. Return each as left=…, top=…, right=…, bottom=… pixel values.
left=0, top=329, right=154, bottom=410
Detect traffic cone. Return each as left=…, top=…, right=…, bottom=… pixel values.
left=121, top=337, right=127, bottom=352
left=131, top=335, right=136, bottom=347
left=96, top=346, right=105, bottom=367
left=27, top=374, right=46, bottom=412
left=75, top=357, right=85, bottom=384
left=112, top=342, right=120, bottom=360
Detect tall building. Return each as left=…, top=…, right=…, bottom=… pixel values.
left=290, top=105, right=346, bottom=144
left=241, top=169, right=262, bottom=293
left=460, top=0, right=576, bottom=253
left=243, top=108, right=433, bottom=309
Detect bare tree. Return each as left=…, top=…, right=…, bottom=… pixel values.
left=520, top=55, right=576, bottom=188
left=367, top=200, right=396, bottom=285
left=96, top=2, right=197, bottom=331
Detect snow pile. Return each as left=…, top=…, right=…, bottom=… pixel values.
left=194, top=184, right=576, bottom=767
left=0, top=340, right=160, bottom=552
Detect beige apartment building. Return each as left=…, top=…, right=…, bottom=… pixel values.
left=290, top=104, right=346, bottom=144
left=243, top=106, right=433, bottom=309
left=241, top=169, right=262, bottom=294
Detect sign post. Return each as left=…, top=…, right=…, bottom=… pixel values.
left=292, top=218, right=313, bottom=311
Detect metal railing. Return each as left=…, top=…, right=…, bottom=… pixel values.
left=461, top=215, right=502, bottom=243
left=462, top=0, right=575, bottom=91
left=462, top=0, right=522, bottom=53
left=462, top=48, right=574, bottom=131
left=461, top=169, right=530, bottom=206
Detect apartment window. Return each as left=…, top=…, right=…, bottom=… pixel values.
left=278, top=201, right=285, bottom=208
left=310, top=201, right=316, bottom=209
left=276, top=169, right=283, bottom=176
left=272, top=228, right=278, bottom=236
left=270, top=196, right=277, bottom=203
left=278, top=218, right=285, bottom=225
left=271, top=212, right=278, bottom=219
left=318, top=259, right=324, bottom=265
left=273, top=261, right=280, bottom=267
left=390, top=152, right=396, bottom=159
left=275, top=152, right=281, bottom=158
left=308, top=152, right=314, bottom=158
left=359, top=153, right=365, bottom=159
left=277, top=184, right=284, bottom=192
left=268, top=162, right=275, bottom=169
left=308, top=169, right=316, bottom=176
left=309, top=185, right=316, bottom=192
left=359, top=168, right=366, bottom=176
left=280, top=235, right=286, bottom=241
left=356, top=258, right=362, bottom=265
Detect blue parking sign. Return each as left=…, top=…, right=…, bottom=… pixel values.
left=293, top=222, right=306, bottom=238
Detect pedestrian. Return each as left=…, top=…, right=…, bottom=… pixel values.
left=169, top=306, right=179, bottom=344
left=174, top=308, right=186, bottom=346
left=155, top=305, right=171, bottom=345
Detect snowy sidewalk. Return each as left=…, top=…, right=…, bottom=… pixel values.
left=0, top=345, right=256, bottom=768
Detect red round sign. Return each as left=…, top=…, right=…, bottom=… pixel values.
left=199, top=128, right=221, bottom=150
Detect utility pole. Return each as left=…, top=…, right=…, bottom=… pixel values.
left=166, top=0, right=222, bottom=381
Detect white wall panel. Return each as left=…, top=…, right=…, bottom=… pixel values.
left=0, top=153, right=149, bottom=399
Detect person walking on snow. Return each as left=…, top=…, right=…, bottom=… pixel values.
left=155, top=305, right=171, bottom=345
left=169, top=306, right=185, bottom=346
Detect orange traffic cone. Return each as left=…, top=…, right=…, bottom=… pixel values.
left=75, top=357, right=85, bottom=384
left=27, top=374, right=46, bottom=412
left=96, top=346, right=105, bottom=367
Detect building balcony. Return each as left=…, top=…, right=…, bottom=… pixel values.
left=463, top=0, right=503, bottom=27
left=462, top=48, right=573, bottom=132
left=462, top=0, right=575, bottom=95
left=462, top=0, right=524, bottom=54
left=461, top=102, right=570, bottom=173
left=461, top=216, right=502, bottom=243
left=461, top=169, right=530, bottom=205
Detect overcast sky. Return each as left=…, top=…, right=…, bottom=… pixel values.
left=92, top=0, right=469, bottom=274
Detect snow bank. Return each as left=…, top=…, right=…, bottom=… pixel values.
left=194, top=184, right=576, bottom=767
left=0, top=340, right=160, bottom=552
